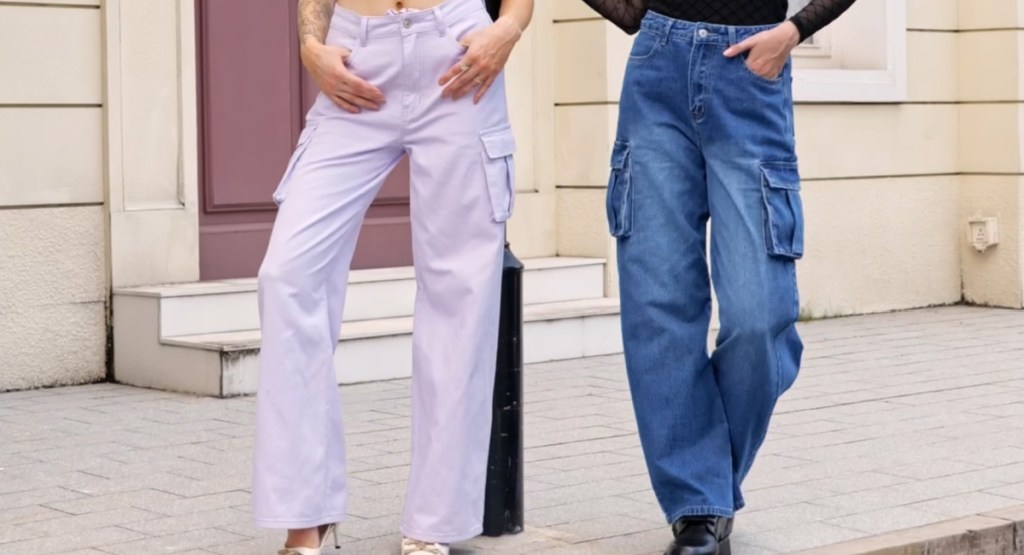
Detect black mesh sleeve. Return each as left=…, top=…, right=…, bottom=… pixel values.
left=485, top=0, right=501, bottom=21
left=580, top=0, right=649, bottom=34
left=789, top=0, right=858, bottom=41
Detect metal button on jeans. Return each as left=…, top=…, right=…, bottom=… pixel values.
left=697, top=29, right=708, bottom=38
left=403, top=19, right=412, bottom=28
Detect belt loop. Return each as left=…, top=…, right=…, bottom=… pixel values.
left=659, top=19, right=672, bottom=45
left=728, top=27, right=737, bottom=46
left=359, top=18, right=369, bottom=47
left=432, top=6, right=447, bottom=37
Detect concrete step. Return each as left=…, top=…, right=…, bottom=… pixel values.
left=114, top=257, right=606, bottom=338
left=114, top=297, right=622, bottom=397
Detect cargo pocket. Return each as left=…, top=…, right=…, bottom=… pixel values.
left=272, top=121, right=319, bottom=206
left=760, top=161, right=804, bottom=259
left=480, top=124, right=516, bottom=223
left=606, top=141, right=633, bottom=238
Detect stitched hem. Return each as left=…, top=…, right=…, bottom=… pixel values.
left=253, top=513, right=348, bottom=529
left=666, top=505, right=735, bottom=524
left=400, top=524, right=483, bottom=544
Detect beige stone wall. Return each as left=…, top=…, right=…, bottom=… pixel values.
left=957, top=0, right=1024, bottom=307
left=549, top=0, right=1014, bottom=318
left=505, top=0, right=559, bottom=257
left=0, top=0, right=199, bottom=390
left=0, top=1, right=107, bottom=390
left=550, top=1, right=627, bottom=295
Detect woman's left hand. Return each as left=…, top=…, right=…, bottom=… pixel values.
left=723, top=21, right=800, bottom=80
left=439, top=16, right=521, bottom=103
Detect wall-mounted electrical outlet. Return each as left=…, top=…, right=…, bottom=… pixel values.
left=968, top=217, right=999, bottom=253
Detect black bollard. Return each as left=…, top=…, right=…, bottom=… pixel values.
left=482, top=242, right=525, bottom=537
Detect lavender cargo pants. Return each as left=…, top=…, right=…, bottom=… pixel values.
left=252, top=0, right=514, bottom=543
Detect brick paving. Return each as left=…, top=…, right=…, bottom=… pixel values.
left=3, top=306, right=1024, bottom=554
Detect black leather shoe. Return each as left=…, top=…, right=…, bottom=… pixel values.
left=664, top=516, right=733, bottom=555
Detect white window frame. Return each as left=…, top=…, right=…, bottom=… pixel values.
left=791, top=0, right=907, bottom=103
left=792, top=31, right=831, bottom=57
left=788, top=0, right=826, bottom=52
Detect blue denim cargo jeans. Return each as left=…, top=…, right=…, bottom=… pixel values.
left=609, top=11, right=804, bottom=522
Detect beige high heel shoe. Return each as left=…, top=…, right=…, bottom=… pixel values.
left=401, top=537, right=450, bottom=555
left=278, top=523, right=340, bottom=555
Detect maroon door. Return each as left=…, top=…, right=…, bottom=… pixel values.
left=195, top=0, right=413, bottom=280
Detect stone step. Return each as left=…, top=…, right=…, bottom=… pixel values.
left=114, top=297, right=622, bottom=397
left=114, top=257, right=607, bottom=338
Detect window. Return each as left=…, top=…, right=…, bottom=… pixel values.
left=789, top=0, right=907, bottom=103
left=787, top=0, right=812, bottom=14
left=788, top=0, right=823, bottom=50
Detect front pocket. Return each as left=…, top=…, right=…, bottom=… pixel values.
left=628, top=29, right=662, bottom=61
left=606, top=141, right=634, bottom=238
left=343, top=42, right=362, bottom=68
left=760, top=161, right=804, bottom=259
left=325, top=29, right=362, bottom=67
left=272, top=121, right=319, bottom=206
left=740, top=53, right=786, bottom=84
left=445, top=9, right=492, bottom=54
left=480, top=124, right=516, bottom=223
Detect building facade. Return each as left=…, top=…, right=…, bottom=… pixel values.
left=1, top=0, right=1018, bottom=393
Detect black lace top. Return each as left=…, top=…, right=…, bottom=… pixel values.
left=580, top=0, right=857, bottom=40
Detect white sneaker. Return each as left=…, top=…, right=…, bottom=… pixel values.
left=401, top=537, right=450, bottom=555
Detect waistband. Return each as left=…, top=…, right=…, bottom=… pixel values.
left=642, top=10, right=780, bottom=44
left=331, top=0, right=486, bottom=44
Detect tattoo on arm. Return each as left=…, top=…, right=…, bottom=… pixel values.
left=298, top=0, right=334, bottom=44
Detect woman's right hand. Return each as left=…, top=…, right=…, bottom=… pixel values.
left=301, top=39, right=386, bottom=113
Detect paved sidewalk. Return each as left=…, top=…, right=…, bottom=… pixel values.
left=2, top=306, right=1024, bottom=554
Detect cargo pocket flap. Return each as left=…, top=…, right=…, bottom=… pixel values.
left=481, top=125, right=516, bottom=159
left=272, top=121, right=320, bottom=206
left=606, top=141, right=634, bottom=238
left=759, top=161, right=804, bottom=259
left=760, top=162, right=800, bottom=191
left=611, top=141, right=630, bottom=170
left=480, top=125, right=516, bottom=223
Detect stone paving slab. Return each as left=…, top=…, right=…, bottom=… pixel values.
left=2, top=306, right=1024, bottom=554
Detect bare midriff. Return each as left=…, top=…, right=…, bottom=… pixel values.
left=336, top=0, right=448, bottom=17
